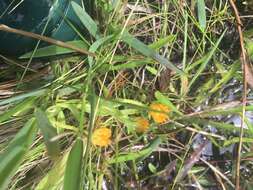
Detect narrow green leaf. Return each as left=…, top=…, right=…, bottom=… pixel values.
left=223, top=137, right=253, bottom=147
left=197, top=0, right=206, bottom=31
left=71, top=1, right=101, bottom=39
left=209, top=61, right=240, bottom=94
left=148, top=35, right=175, bottom=50
left=88, top=35, right=114, bottom=66
left=35, top=108, right=61, bottom=159
left=146, top=65, right=158, bottom=76
left=188, top=29, right=226, bottom=88
left=20, top=40, right=88, bottom=58
left=0, top=118, right=37, bottom=189
left=102, top=59, right=152, bottom=71
left=35, top=153, right=69, bottom=190
left=0, top=89, right=46, bottom=106
left=148, top=163, right=157, bottom=174
left=121, top=31, right=183, bottom=75
left=108, top=137, right=162, bottom=164
left=245, top=38, right=253, bottom=59
left=0, top=97, right=36, bottom=124
left=155, top=91, right=183, bottom=115
left=63, top=138, right=83, bottom=190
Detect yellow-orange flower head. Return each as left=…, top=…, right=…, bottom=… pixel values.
left=91, top=127, right=112, bottom=147
left=149, top=103, right=170, bottom=123
left=135, top=117, right=149, bottom=133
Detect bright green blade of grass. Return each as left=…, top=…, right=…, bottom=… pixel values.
left=35, top=108, right=61, bottom=159
left=36, top=153, right=68, bottom=190
left=20, top=40, right=88, bottom=59
left=71, top=1, right=101, bottom=39
left=188, top=29, right=226, bottom=88
left=63, top=138, right=83, bottom=190
left=108, top=137, right=162, bottom=164
left=184, top=105, right=253, bottom=118
left=88, top=35, right=114, bottom=66
left=0, top=97, right=36, bottom=124
left=155, top=91, right=183, bottom=115
left=209, top=61, right=240, bottom=94
left=0, top=89, right=46, bottom=106
left=223, top=137, right=253, bottom=146
left=148, top=35, right=175, bottom=50
left=197, top=0, right=207, bottom=31
left=121, top=31, right=183, bottom=75
left=83, top=92, right=98, bottom=173
left=113, top=59, right=152, bottom=71
left=182, top=118, right=253, bottom=136
left=0, top=118, right=37, bottom=190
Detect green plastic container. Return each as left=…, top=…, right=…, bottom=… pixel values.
left=0, top=0, right=83, bottom=56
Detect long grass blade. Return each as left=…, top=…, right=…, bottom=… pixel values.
left=35, top=108, right=61, bottom=159
left=63, top=138, right=83, bottom=190
left=0, top=118, right=37, bottom=189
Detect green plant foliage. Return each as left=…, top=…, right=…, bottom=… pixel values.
left=35, top=108, right=61, bottom=159
left=0, top=119, right=37, bottom=189
left=197, top=0, right=207, bottom=31
left=108, top=137, right=162, bottom=164
left=20, top=40, right=89, bottom=59
left=63, top=138, right=83, bottom=190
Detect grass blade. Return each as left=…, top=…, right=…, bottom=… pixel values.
left=197, top=0, right=207, bottom=31
left=188, top=29, right=226, bottom=88
left=108, top=137, right=162, bottom=164
left=20, top=40, right=88, bottom=59
left=63, top=138, right=83, bottom=190
left=35, top=153, right=69, bottom=190
left=0, top=97, right=36, bottom=124
left=0, top=89, right=46, bottom=106
left=0, top=118, right=37, bottom=189
left=121, top=31, right=183, bottom=75
left=155, top=91, right=183, bottom=115
left=35, top=108, right=61, bottom=159
left=71, top=1, right=101, bottom=39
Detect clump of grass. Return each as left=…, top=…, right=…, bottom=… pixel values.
left=1, top=0, right=253, bottom=190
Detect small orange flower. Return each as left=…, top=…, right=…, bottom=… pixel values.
left=91, top=127, right=112, bottom=147
left=149, top=103, right=170, bottom=123
left=135, top=117, right=149, bottom=133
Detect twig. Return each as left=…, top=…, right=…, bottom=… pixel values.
left=228, top=1, right=248, bottom=189
left=0, top=24, right=96, bottom=57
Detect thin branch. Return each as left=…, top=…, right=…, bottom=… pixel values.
left=0, top=24, right=96, bottom=57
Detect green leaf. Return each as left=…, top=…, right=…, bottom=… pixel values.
left=108, top=137, right=162, bottom=164
left=35, top=108, right=61, bottom=159
left=104, top=59, right=152, bottom=71
left=0, top=89, right=46, bottom=106
left=148, top=35, right=175, bottom=50
left=35, top=153, right=69, bottom=190
left=209, top=61, right=240, bottom=94
left=88, top=35, right=114, bottom=66
left=155, top=91, right=183, bottom=115
left=197, top=0, right=206, bottom=31
left=63, top=138, right=83, bottom=190
left=20, top=40, right=88, bottom=58
left=148, top=163, right=157, bottom=174
left=0, top=118, right=37, bottom=189
left=188, top=29, right=226, bottom=88
left=0, top=97, right=36, bottom=124
left=71, top=1, right=101, bottom=39
left=146, top=65, right=158, bottom=76
left=121, top=31, right=183, bottom=75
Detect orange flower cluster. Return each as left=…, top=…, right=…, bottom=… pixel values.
left=91, top=127, right=112, bottom=147
left=135, top=117, right=149, bottom=133
left=149, top=103, right=170, bottom=123
left=91, top=103, right=170, bottom=142
left=134, top=103, right=170, bottom=133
